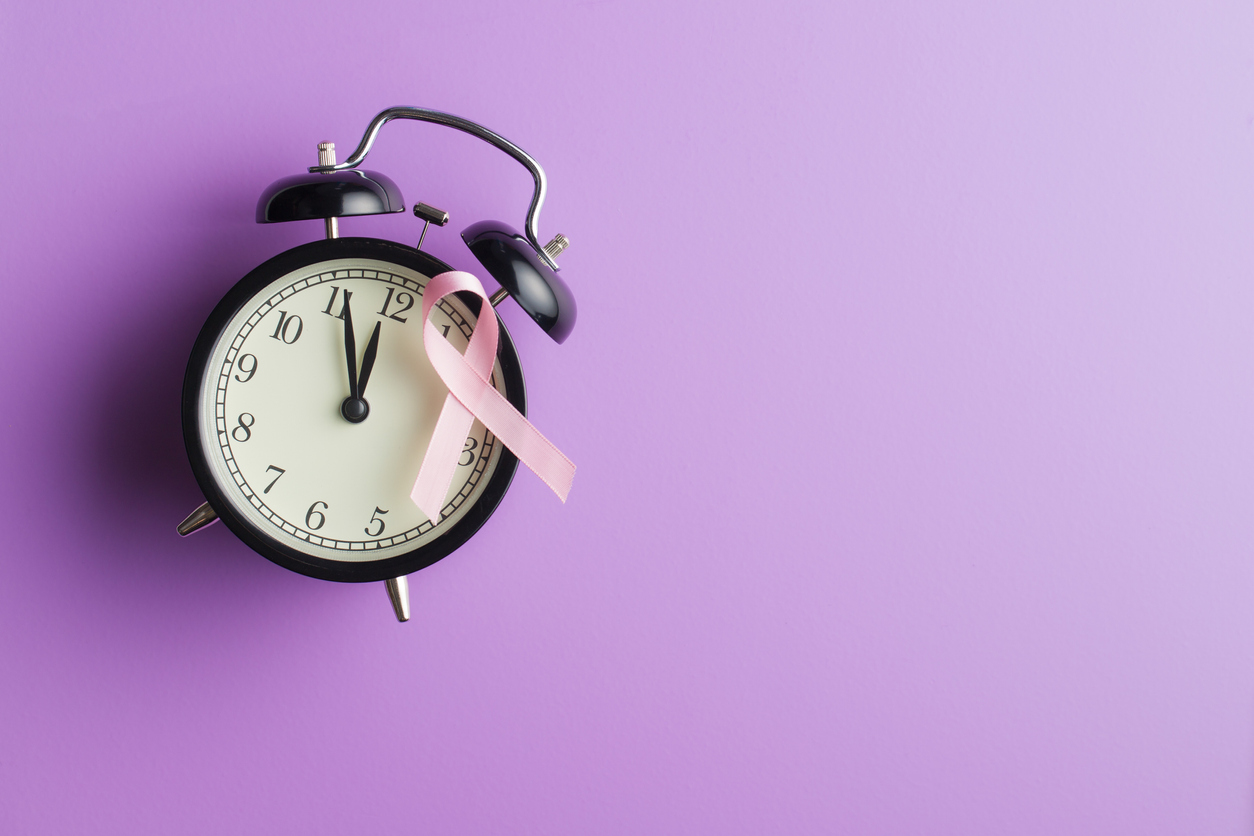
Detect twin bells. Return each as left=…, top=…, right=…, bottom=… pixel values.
left=255, top=107, right=576, bottom=343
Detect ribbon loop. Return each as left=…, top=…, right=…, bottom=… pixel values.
left=411, top=271, right=575, bottom=522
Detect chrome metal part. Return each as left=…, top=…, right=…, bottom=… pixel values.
left=489, top=287, right=510, bottom=307
left=385, top=576, right=411, bottom=622
left=318, top=142, right=340, bottom=239
left=413, top=202, right=450, bottom=226
left=177, top=501, right=219, bottom=536
left=310, top=107, right=562, bottom=270
left=542, top=233, right=570, bottom=264
left=317, top=141, right=336, bottom=168
left=414, top=202, right=449, bottom=251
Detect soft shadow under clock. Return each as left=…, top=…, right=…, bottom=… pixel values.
left=87, top=232, right=282, bottom=586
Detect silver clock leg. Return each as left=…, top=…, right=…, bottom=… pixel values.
left=177, top=501, right=219, bottom=536
left=385, top=576, right=411, bottom=622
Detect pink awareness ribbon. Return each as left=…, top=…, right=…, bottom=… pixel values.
left=410, top=270, right=576, bottom=522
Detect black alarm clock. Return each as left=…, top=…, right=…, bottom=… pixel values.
left=177, top=107, right=577, bottom=622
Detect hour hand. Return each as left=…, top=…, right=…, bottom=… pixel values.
left=341, top=293, right=370, bottom=423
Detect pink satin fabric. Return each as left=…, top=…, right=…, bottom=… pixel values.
left=410, top=271, right=576, bottom=522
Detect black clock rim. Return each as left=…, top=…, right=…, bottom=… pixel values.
left=181, top=237, right=526, bottom=583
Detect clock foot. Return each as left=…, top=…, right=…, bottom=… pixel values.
left=176, top=501, right=219, bottom=536
left=385, top=576, right=411, bottom=622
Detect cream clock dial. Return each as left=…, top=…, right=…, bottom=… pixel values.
left=183, top=238, right=525, bottom=582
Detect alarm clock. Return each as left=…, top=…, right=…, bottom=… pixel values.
left=177, top=107, right=577, bottom=622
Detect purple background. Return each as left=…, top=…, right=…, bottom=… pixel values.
left=2, top=1, right=1253, bottom=832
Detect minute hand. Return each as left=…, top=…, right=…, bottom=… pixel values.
left=357, top=321, right=381, bottom=395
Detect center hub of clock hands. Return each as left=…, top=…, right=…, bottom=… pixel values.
left=340, top=291, right=381, bottom=424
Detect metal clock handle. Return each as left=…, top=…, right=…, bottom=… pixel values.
left=309, top=106, right=562, bottom=271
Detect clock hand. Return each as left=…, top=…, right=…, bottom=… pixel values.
left=357, top=321, right=382, bottom=396
left=343, top=291, right=359, bottom=400
left=340, top=292, right=370, bottom=423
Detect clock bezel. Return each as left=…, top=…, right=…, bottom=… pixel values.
left=182, top=236, right=526, bottom=583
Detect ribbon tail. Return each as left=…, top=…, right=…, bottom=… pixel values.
left=460, top=377, right=576, bottom=502
left=410, top=394, right=476, bottom=523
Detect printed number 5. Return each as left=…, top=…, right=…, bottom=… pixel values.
left=365, top=507, right=389, bottom=537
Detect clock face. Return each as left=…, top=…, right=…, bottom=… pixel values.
left=183, top=238, right=525, bottom=582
